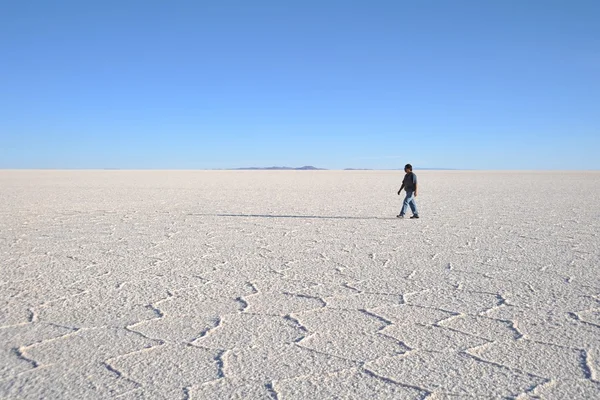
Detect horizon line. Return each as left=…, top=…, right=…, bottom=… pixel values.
left=2, top=167, right=599, bottom=172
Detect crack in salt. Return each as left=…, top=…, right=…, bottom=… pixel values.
left=214, top=349, right=227, bottom=379
left=359, top=309, right=393, bottom=328
left=462, top=350, right=549, bottom=383
left=569, top=311, right=600, bottom=329
left=264, top=381, right=279, bottom=400
left=123, top=325, right=166, bottom=345
left=294, top=344, right=360, bottom=365
left=580, top=349, right=595, bottom=380
left=235, top=297, right=249, bottom=312
left=103, top=360, right=142, bottom=392
left=283, top=314, right=309, bottom=342
left=341, top=282, right=362, bottom=293
left=11, top=347, right=39, bottom=369
left=146, top=303, right=164, bottom=319
left=361, top=367, right=432, bottom=399
left=18, top=327, right=82, bottom=360
left=491, top=317, right=526, bottom=340
left=191, top=317, right=222, bottom=342
left=282, top=292, right=327, bottom=308
left=511, top=378, right=554, bottom=400
left=246, top=281, right=259, bottom=294
left=27, top=308, right=38, bottom=323
left=435, top=312, right=464, bottom=327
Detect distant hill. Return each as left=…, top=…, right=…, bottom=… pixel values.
left=391, top=167, right=457, bottom=170
left=234, top=166, right=326, bottom=170
left=230, top=166, right=455, bottom=171
left=345, top=167, right=456, bottom=171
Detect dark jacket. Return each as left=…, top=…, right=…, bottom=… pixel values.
left=403, top=172, right=417, bottom=191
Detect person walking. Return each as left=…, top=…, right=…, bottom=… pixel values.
left=397, top=164, right=419, bottom=219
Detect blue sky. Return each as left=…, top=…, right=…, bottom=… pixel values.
left=1, top=0, right=599, bottom=169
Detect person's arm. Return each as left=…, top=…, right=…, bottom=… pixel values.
left=398, top=183, right=404, bottom=195
left=413, top=174, right=418, bottom=197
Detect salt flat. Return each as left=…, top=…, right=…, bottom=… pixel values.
left=1, top=170, right=599, bottom=399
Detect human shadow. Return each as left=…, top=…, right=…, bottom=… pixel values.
left=188, top=213, right=396, bottom=221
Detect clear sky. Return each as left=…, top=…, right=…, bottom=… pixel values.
left=1, top=0, right=599, bottom=170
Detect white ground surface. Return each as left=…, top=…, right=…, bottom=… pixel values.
left=1, top=170, right=599, bottom=399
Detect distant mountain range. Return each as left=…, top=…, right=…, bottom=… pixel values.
left=232, top=166, right=455, bottom=171
left=234, top=166, right=325, bottom=170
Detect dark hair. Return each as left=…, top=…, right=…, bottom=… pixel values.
left=405, top=164, right=413, bottom=171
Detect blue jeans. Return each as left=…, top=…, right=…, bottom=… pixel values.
left=400, top=190, right=418, bottom=216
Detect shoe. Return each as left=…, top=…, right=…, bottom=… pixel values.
left=410, top=215, right=419, bottom=219
left=396, top=214, right=404, bottom=218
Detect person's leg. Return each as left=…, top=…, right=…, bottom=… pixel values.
left=409, top=196, right=418, bottom=216
left=400, top=190, right=413, bottom=216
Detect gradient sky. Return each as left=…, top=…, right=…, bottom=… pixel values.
left=1, top=0, right=599, bottom=170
